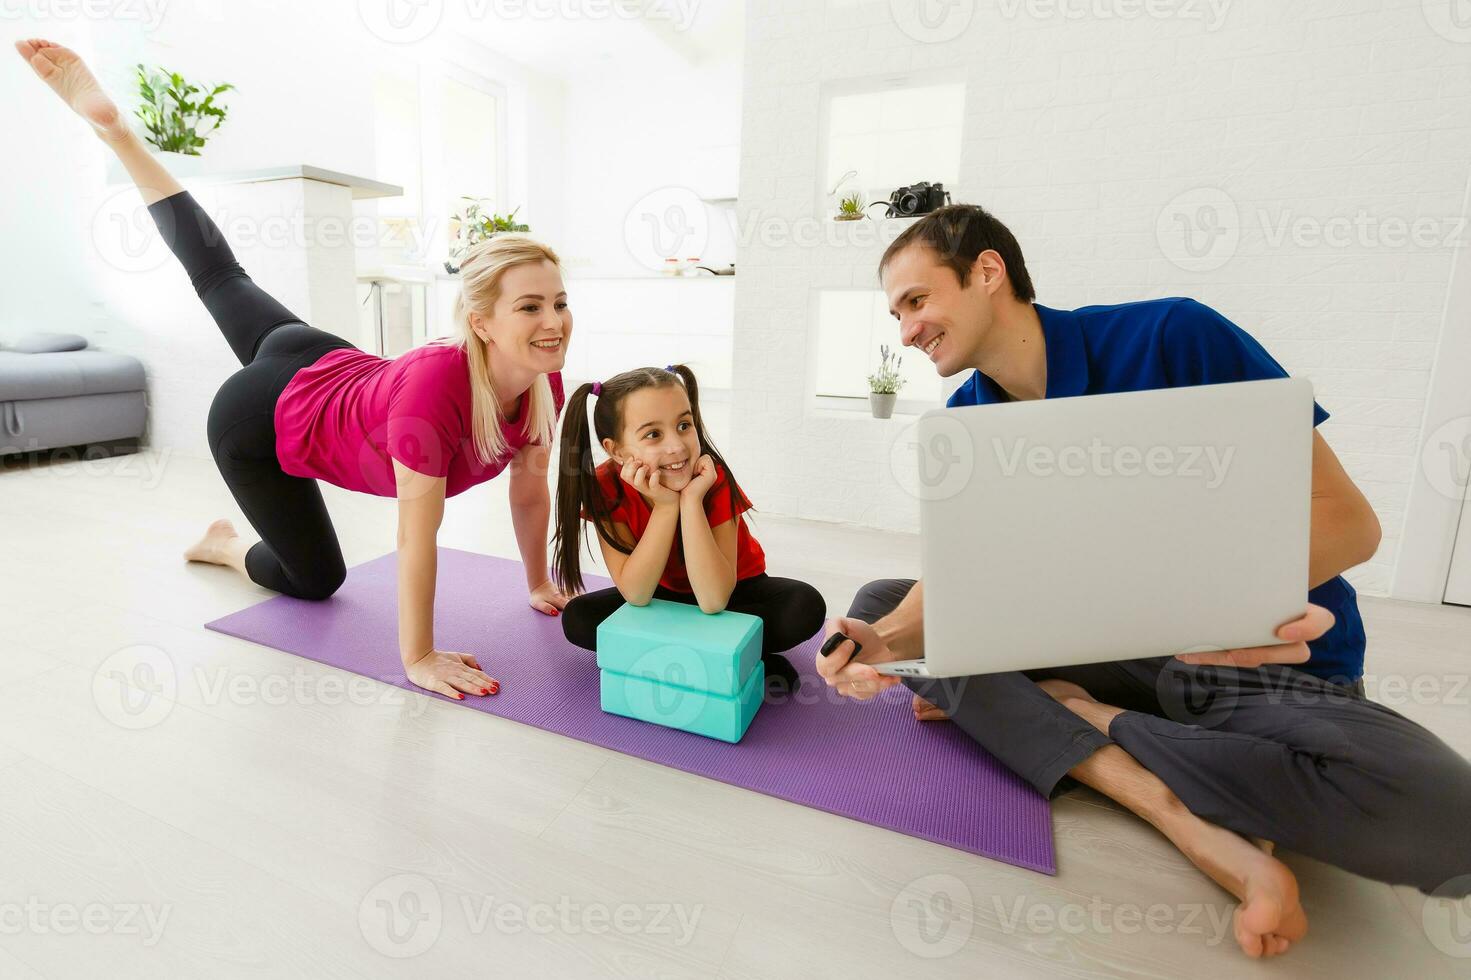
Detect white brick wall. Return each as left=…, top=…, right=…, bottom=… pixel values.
left=731, top=0, right=1471, bottom=596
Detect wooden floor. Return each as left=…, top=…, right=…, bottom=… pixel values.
left=1, top=449, right=1468, bottom=978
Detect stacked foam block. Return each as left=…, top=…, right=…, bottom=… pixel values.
left=596, top=599, right=764, bottom=743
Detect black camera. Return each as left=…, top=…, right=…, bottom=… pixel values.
left=886, top=182, right=951, bottom=218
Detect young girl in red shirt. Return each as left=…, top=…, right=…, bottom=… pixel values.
left=554, top=365, right=824, bottom=695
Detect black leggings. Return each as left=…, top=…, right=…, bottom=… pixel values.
left=150, top=191, right=354, bottom=599
left=561, top=574, right=826, bottom=657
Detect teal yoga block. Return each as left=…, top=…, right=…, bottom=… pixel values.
left=600, top=660, right=765, bottom=743
left=595, top=599, right=766, bottom=742
left=595, top=599, right=763, bottom=697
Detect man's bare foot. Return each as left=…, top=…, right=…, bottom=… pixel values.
left=14, top=39, right=130, bottom=142
left=912, top=693, right=948, bottom=721
left=1159, top=807, right=1308, bottom=958
left=184, top=519, right=240, bottom=565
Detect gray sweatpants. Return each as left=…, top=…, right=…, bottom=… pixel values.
left=850, top=578, right=1471, bottom=895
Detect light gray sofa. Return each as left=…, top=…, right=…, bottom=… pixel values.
left=0, top=333, right=147, bottom=457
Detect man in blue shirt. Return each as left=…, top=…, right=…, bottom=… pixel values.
left=817, top=204, right=1471, bottom=960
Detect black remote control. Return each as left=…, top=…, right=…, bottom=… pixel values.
left=820, top=631, right=862, bottom=659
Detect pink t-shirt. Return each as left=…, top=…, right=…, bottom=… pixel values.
left=274, top=344, right=564, bottom=498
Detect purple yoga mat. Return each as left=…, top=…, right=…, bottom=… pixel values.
left=205, top=549, right=1055, bottom=874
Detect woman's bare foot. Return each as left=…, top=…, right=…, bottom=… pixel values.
left=14, top=39, right=130, bottom=142
left=1158, top=807, right=1308, bottom=957
left=184, top=519, right=241, bottom=566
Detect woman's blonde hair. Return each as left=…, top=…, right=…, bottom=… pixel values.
left=444, top=234, right=562, bottom=464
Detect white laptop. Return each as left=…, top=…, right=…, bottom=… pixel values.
left=876, top=378, right=1314, bottom=678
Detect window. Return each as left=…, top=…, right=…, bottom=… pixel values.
left=813, top=289, right=942, bottom=403
left=819, top=76, right=965, bottom=210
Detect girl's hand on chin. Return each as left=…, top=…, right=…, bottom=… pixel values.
left=682, top=454, right=718, bottom=501
left=620, top=458, right=681, bottom=507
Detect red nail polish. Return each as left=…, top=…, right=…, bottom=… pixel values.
left=455, top=693, right=464, bottom=700
left=480, top=688, right=489, bottom=695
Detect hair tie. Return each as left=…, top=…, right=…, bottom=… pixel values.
left=665, top=364, right=676, bottom=373
left=591, top=381, right=603, bottom=397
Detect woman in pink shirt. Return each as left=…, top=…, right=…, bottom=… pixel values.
left=20, top=40, right=569, bottom=700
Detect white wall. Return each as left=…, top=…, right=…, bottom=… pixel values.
left=731, top=0, right=1471, bottom=597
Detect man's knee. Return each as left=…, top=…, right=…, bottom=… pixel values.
left=846, top=578, right=916, bottom=621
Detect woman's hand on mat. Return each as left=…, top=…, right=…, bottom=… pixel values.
left=1174, top=604, right=1334, bottom=668
left=528, top=579, right=569, bottom=617
left=619, top=458, right=681, bottom=508
left=403, top=649, right=500, bottom=700
left=815, top=617, right=902, bottom=701
left=681, top=455, right=719, bottom=501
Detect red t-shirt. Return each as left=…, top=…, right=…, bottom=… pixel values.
left=585, top=458, right=766, bottom=594
left=274, top=344, right=564, bottom=497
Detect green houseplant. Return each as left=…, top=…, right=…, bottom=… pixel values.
left=867, top=344, right=906, bottom=418
left=835, top=189, right=865, bottom=221
left=446, top=197, right=530, bottom=273
left=133, top=64, right=234, bottom=156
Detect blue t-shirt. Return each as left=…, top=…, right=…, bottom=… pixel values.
left=948, top=297, right=1366, bottom=683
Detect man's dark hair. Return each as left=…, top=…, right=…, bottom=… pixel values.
left=879, top=204, right=1035, bottom=303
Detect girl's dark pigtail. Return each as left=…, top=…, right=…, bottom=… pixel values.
left=552, top=382, right=598, bottom=596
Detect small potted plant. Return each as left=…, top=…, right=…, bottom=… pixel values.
left=867, top=344, right=905, bottom=418
left=133, top=64, right=234, bottom=157
left=445, top=197, right=530, bottom=273
left=834, top=189, right=865, bottom=222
